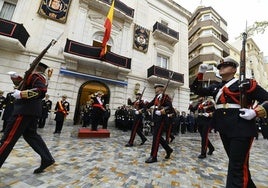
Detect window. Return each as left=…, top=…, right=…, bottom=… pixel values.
left=92, top=32, right=113, bottom=53
left=157, top=54, right=169, bottom=69
left=161, top=20, right=168, bottom=27
left=0, top=0, right=17, bottom=20
left=203, top=14, right=210, bottom=21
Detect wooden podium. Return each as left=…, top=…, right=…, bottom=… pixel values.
left=78, top=128, right=110, bottom=138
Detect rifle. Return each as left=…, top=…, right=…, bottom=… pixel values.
left=239, top=31, right=248, bottom=108
left=162, top=71, right=174, bottom=96
left=157, top=71, right=174, bottom=109
left=139, top=86, right=146, bottom=102
left=18, top=33, right=63, bottom=90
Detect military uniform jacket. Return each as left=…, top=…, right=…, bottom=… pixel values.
left=2, top=93, right=15, bottom=121
left=190, top=77, right=268, bottom=137
left=13, top=73, right=47, bottom=117
left=0, top=95, right=5, bottom=110
left=41, top=99, right=52, bottom=118
left=196, top=100, right=215, bottom=125
left=147, top=93, right=173, bottom=122
left=54, top=100, right=70, bottom=121
left=91, top=97, right=105, bottom=114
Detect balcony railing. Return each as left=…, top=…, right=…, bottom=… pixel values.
left=0, top=18, right=30, bottom=47
left=147, top=65, right=184, bottom=84
left=64, top=39, right=131, bottom=69
left=152, top=22, right=179, bottom=44
left=99, top=0, right=134, bottom=18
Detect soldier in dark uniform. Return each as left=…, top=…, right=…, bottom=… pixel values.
left=54, top=94, right=70, bottom=134
left=82, top=101, right=92, bottom=127
left=102, top=104, right=111, bottom=129
left=195, top=97, right=215, bottom=159
left=0, top=90, right=6, bottom=131
left=0, top=63, right=55, bottom=173
left=90, top=91, right=105, bottom=131
left=179, top=111, right=188, bottom=134
left=145, top=84, right=173, bottom=163
left=190, top=57, right=268, bottom=187
left=165, top=106, right=176, bottom=144
left=38, top=94, right=52, bottom=128
left=1, top=91, right=15, bottom=132
left=0, top=90, right=5, bottom=118
left=125, top=93, right=147, bottom=147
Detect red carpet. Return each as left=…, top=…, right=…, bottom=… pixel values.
left=78, top=128, right=110, bottom=138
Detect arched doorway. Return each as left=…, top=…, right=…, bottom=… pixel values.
left=74, top=81, right=110, bottom=125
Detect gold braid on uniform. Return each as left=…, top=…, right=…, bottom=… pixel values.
left=254, top=101, right=268, bottom=118
left=21, top=90, right=38, bottom=99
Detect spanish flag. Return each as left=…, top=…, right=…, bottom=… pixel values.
left=100, top=0, right=115, bottom=57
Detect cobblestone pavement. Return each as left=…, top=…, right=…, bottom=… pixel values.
left=0, top=123, right=268, bottom=188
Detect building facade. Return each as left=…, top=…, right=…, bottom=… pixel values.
left=231, top=37, right=268, bottom=90
left=188, top=6, right=229, bottom=100
left=0, top=0, right=191, bottom=124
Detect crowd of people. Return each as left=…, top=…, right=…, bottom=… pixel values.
left=114, top=104, right=196, bottom=134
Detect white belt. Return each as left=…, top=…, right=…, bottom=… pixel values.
left=198, top=113, right=208, bottom=116
left=215, top=103, right=241, bottom=109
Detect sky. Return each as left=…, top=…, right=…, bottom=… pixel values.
left=175, top=0, right=268, bottom=56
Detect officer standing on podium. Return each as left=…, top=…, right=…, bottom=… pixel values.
left=190, top=57, right=268, bottom=187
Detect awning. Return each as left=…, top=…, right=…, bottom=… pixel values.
left=59, top=68, right=128, bottom=86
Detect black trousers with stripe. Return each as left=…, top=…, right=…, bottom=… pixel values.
left=128, top=115, right=146, bottom=145
left=220, top=134, right=256, bottom=188
left=0, top=115, right=53, bottom=167
left=150, top=118, right=172, bottom=158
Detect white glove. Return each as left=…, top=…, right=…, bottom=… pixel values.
left=239, top=108, right=256, bottom=120
left=203, top=112, right=210, bottom=117
left=155, top=110, right=161, bottom=116
left=12, top=89, right=21, bottom=99
left=8, top=71, right=19, bottom=78
left=143, top=99, right=149, bottom=103
left=198, top=64, right=208, bottom=73
left=135, top=110, right=140, bottom=115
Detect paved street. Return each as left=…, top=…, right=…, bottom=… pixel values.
left=0, top=122, right=268, bottom=188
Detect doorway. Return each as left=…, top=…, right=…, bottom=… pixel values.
left=73, top=81, right=110, bottom=125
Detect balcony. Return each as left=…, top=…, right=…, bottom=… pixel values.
left=147, top=65, right=184, bottom=86
left=152, top=22, right=179, bottom=45
left=189, top=36, right=230, bottom=57
left=0, top=18, right=30, bottom=51
left=63, top=39, right=131, bottom=71
left=84, top=0, right=134, bottom=22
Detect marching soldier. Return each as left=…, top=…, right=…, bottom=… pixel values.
left=195, top=97, right=215, bottom=159
left=165, top=106, right=176, bottom=144
left=54, top=94, right=70, bottom=134
left=190, top=57, right=268, bottom=187
left=125, top=93, right=147, bottom=147
left=0, top=63, right=55, bottom=173
left=145, top=84, right=173, bottom=163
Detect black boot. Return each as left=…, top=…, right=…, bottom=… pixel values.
left=33, top=159, right=55, bottom=174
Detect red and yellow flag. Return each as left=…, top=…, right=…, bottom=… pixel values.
left=100, top=0, right=115, bottom=57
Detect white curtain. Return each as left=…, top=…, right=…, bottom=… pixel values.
left=0, top=2, right=16, bottom=20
